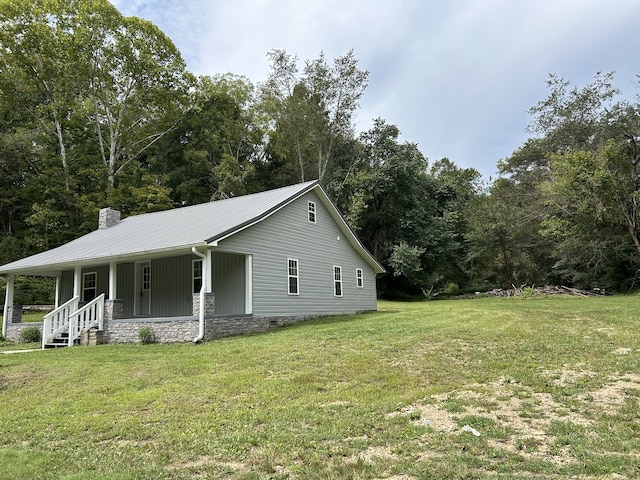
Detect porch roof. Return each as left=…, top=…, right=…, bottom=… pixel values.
left=0, top=181, right=385, bottom=275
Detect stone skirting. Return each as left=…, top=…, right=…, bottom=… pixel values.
left=204, top=314, right=318, bottom=339
left=4, top=314, right=321, bottom=344
left=4, top=322, right=43, bottom=342
left=104, top=318, right=199, bottom=343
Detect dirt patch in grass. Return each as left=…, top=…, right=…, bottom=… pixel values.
left=394, top=373, right=640, bottom=467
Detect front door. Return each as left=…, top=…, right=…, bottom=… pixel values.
left=135, top=262, right=151, bottom=316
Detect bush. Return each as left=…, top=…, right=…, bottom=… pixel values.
left=19, top=326, right=41, bottom=344
left=138, top=326, right=157, bottom=344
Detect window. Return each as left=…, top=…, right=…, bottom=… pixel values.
left=193, top=259, right=203, bottom=293
left=83, top=272, right=97, bottom=302
left=308, top=201, right=316, bottom=223
left=288, top=259, right=299, bottom=295
left=356, top=268, right=364, bottom=288
left=334, top=266, right=343, bottom=297
left=142, top=264, right=151, bottom=291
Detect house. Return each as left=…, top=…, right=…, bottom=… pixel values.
left=0, top=181, right=384, bottom=347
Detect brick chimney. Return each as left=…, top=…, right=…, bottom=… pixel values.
left=99, top=207, right=121, bottom=229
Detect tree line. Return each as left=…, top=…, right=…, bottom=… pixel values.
left=1, top=0, right=640, bottom=301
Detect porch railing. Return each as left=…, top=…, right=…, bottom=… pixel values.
left=42, top=294, right=105, bottom=348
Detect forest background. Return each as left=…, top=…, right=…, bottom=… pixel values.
left=1, top=0, right=640, bottom=302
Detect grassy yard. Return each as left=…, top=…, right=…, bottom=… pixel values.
left=1, top=296, right=639, bottom=479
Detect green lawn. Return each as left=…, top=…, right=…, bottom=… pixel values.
left=1, top=296, right=639, bottom=479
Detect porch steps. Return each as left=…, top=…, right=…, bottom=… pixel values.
left=44, top=332, right=75, bottom=349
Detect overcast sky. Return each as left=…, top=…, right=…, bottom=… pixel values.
left=111, top=0, right=640, bottom=180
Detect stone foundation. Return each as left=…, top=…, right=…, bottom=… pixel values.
left=4, top=313, right=322, bottom=344
left=105, top=318, right=199, bottom=343
left=4, top=322, right=43, bottom=342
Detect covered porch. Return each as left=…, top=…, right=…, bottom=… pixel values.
left=1, top=248, right=254, bottom=347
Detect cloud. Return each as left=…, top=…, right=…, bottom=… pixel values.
left=109, top=0, right=640, bottom=178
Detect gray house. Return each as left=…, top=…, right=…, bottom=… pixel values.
left=0, top=181, right=384, bottom=347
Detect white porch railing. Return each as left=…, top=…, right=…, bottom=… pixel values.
left=42, top=294, right=105, bottom=348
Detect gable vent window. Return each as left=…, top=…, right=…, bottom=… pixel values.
left=308, top=201, right=316, bottom=223
left=356, top=268, right=364, bottom=288
left=83, top=272, right=97, bottom=302
left=334, top=266, right=343, bottom=297
left=288, top=258, right=299, bottom=295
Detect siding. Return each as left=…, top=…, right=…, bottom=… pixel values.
left=217, top=191, right=378, bottom=316
left=150, top=256, right=193, bottom=316
left=211, top=251, right=246, bottom=314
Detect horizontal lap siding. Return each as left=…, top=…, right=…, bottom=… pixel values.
left=217, top=191, right=378, bottom=316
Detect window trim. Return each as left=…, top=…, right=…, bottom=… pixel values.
left=356, top=268, right=364, bottom=288
left=288, top=258, right=299, bottom=295
left=192, top=259, right=203, bottom=294
left=82, top=271, right=97, bottom=302
left=308, top=201, right=316, bottom=224
left=333, top=265, right=343, bottom=297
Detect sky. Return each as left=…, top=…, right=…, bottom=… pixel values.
left=110, top=0, right=640, bottom=180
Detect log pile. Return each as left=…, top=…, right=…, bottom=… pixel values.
left=487, top=285, right=609, bottom=297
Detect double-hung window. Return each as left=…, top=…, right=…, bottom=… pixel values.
left=356, top=268, right=364, bottom=288
left=333, top=266, right=343, bottom=297
left=288, top=259, right=299, bottom=295
left=83, top=272, right=97, bottom=302
left=193, top=259, right=203, bottom=294
left=308, top=201, right=316, bottom=223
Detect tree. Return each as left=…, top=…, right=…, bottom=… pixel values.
left=0, top=0, right=193, bottom=202
left=260, top=49, right=368, bottom=183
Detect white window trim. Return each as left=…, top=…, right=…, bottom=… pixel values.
left=333, top=265, right=343, bottom=297
left=308, top=201, right=316, bottom=224
left=356, top=268, right=364, bottom=288
left=288, top=258, right=299, bottom=295
left=192, top=259, right=203, bottom=294
left=82, top=271, right=97, bottom=302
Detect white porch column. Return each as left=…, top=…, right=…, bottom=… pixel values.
left=109, top=261, right=117, bottom=300
left=2, top=274, right=14, bottom=337
left=205, top=249, right=213, bottom=293
left=74, top=265, right=81, bottom=299
left=55, top=275, right=61, bottom=308
left=245, top=255, right=253, bottom=314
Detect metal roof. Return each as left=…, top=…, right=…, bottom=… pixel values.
left=0, top=181, right=384, bottom=275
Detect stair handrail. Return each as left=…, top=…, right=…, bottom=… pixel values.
left=67, top=294, right=105, bottom=346
left=42, top=296, right=79, bottom=349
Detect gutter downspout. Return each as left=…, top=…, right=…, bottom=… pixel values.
left=1, top=275, right=7, bottom=339
left=191, top=247, right=206, bottom=343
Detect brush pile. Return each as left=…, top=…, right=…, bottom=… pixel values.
left=487, top=285, right=609, bottom=297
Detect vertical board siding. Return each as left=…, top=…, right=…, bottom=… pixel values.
left=59, top=270, right=74, bottom=304
left=212, top=251, right=246, bottom=314
left=117, top=262, right=135, bottom=318
left=217, top=191, right=378, bottom=316
left=150, top=255, right=193, bottom=317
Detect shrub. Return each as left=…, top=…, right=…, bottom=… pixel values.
left=19, top=326, right=41, bottom=344
left=138, top=326, right=157, bottom=344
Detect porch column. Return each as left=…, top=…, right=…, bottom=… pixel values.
left=54, top=275, right=61, bottom=308
left=73, top=265, right=81, bottom=299
left=205, top=250, right=213, bottom=293
left=2, top=274, right=14, bottom=337
left=104, top=261, right=123, bottom=320
left=109, top=261, right=117, bottom=300
left=245, top=255, right=253, bottom=314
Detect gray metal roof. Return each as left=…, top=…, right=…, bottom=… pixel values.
left=0, top=181, right=384, bottom=275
